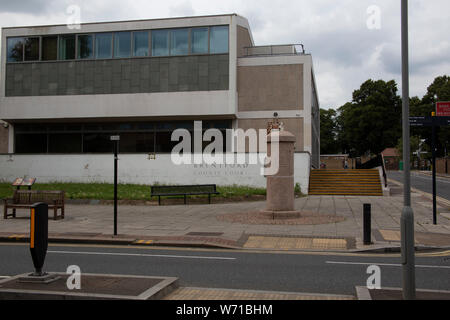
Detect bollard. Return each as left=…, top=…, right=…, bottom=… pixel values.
left=18, top=202, right=59, bottom=283
left=363, top=204, right=372, bottom=245
left=30, top=203, right=49, bottom=276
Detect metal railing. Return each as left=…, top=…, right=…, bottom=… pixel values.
left=243, top=44, right=305, bottom=57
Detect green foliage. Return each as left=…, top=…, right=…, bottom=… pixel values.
left=336, top=79, right=402, bottom=156
left=320, top=108, right=339, bottom=154
left=410, top=75, right=450, bottom=157
left=322, top=75, right=449, bottom=158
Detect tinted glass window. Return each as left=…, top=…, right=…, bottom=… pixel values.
left=24, top=38, right=39, bottom=61
left=48, top=133, right=82, bottom=153
left=95, top=33, right=112, bottom=59
left=7, top=37, right=24, bottom=62
left=191, top=27, right=209, bottom=54
left=120, top=133, right=154, bottom=153
left=59, top=35, right=76, bottom=60
left=15, top=134, right=47, bottom=153
left=77, top=34, right=93, bottom=59
left=170, top=28, right=189, bottom=56
left=155, top=132, right=178, bottom=153
left=42, top=36, right=58, bottom=61
left=152, top=29, right=169, bottom=56
left=210, top=26, right=229, bottom=54
left=83, top=133, right=113, bottom=153
left=114, top=32, right=131, bottom=58
left=133, top=31, right=148, bottom=57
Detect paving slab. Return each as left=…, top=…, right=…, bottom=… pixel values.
left=1, top=191, right=449, bottom=252
left=356, top=286, right=450, bottom=300
left=165, top=287, right=355, bottom=300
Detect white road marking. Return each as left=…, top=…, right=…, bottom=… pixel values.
left=48, top=250, right=236, bottom=261
left=326, top=261, right=450, bottom=269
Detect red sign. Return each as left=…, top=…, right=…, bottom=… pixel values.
left=437, top=102, right=450, bottom=116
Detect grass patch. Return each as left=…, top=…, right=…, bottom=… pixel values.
left=0, top=182, right=267, bottom=201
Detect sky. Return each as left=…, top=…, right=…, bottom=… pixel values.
left=0, top=0, right=449, bottom=110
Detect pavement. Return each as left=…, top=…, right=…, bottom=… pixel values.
left=1, top=180, right=450, bottom=253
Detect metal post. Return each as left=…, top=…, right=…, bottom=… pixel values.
left=432, top=119, right=437, bottom=225
left=400, top=0, right=416, bottom=300
left=114, top=140, right=118, bottom=236
left=363, top=204, right=371, bottom=245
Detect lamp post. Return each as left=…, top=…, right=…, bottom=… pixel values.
left=400, top=0, right=416, bottom=300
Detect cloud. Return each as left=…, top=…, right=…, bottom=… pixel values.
left=0, top=0, right=55, bottom=14
left=0, top=0, right=448, bottom=110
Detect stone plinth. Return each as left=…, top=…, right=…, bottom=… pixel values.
left=265, top=130, right=296, bottom=213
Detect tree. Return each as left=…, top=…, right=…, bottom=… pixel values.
left=320, top=108, right=339, bottom=154
left=336, top=79, right=402, bottom=156
left=411, top=75, right=450, bottom=157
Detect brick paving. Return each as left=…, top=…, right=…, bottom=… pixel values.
left=164, top=287, right=355, bottom=300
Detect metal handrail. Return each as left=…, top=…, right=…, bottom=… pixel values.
left=243, top=43, right=305, bottom=56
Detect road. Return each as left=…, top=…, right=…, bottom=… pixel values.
left=0, top=243, right=449, bottom=296
left=388, top=171, right=450, bottom=201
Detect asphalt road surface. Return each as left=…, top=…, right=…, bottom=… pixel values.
left=388, top=171, right=450, bottom=201
left=0, top=243, right=449, bottom=296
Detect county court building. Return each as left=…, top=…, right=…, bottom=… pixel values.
left=0, top=14, right=319, bottom=193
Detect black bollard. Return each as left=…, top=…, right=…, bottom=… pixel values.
left=18, top=202, right=59, bottom=283
left=363, top=204, right=372, bottom=245
left=30, top=203, right=48, bottom=276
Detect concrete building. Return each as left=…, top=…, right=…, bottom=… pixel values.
left=0, top=14, right=319, bottom=193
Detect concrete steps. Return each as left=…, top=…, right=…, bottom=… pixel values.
left=309, top=169, right=383, bottom=196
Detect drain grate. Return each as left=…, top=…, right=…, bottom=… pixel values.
left=186, top=232, right=224, bottom=237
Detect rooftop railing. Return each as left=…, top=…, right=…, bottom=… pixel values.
left=243, top=44, right=305, bottom=57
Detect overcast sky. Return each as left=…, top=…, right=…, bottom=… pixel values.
left=0, top=0, right=449, bottom=109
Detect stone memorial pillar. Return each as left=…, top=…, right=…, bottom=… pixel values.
left=264, top=129, right=297, bottom=218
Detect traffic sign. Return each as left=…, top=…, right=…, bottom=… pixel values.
left=436, top=102, right=450, bottom=116
left=409, top=116, right=450, bottom=127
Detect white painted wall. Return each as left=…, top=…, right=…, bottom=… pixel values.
left=0, top=153, right=310, bottom=194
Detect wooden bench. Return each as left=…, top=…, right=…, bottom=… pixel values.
left=150, top=185, right=219, bottom=205
left=3, top=190, right=65, bottom=220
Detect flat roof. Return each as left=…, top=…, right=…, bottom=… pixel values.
left=1, top=13, right=243, bottom=30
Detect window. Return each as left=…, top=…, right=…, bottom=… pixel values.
left=191, top=27, right=208, bottom=54
left=133, top=31, right=149, bottom=57
left=48, top=133, right=82, bottom=153
left=152, top=29, right=169, bottom=56
left=7, top=37, right=24, bottom=62
left=114, top=32, right=131, bottom=58
left=95, top=33, right=112, bottom=59
left=120, top=133, right=154, bottom=153
left=83, top=133, right=113, bottom=153
left=24, top=38, right=39, bottom=61
left=15, top=134, right=47, bottom=153
left=170, top=28, right=189, bottom=56
left=77, top=34, right=93, bottom=59
left=210, top=26, right=229, bottom=54
left=42, top=36, right=57, bottom=61
left=59, top=35, right=76, bottom=60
